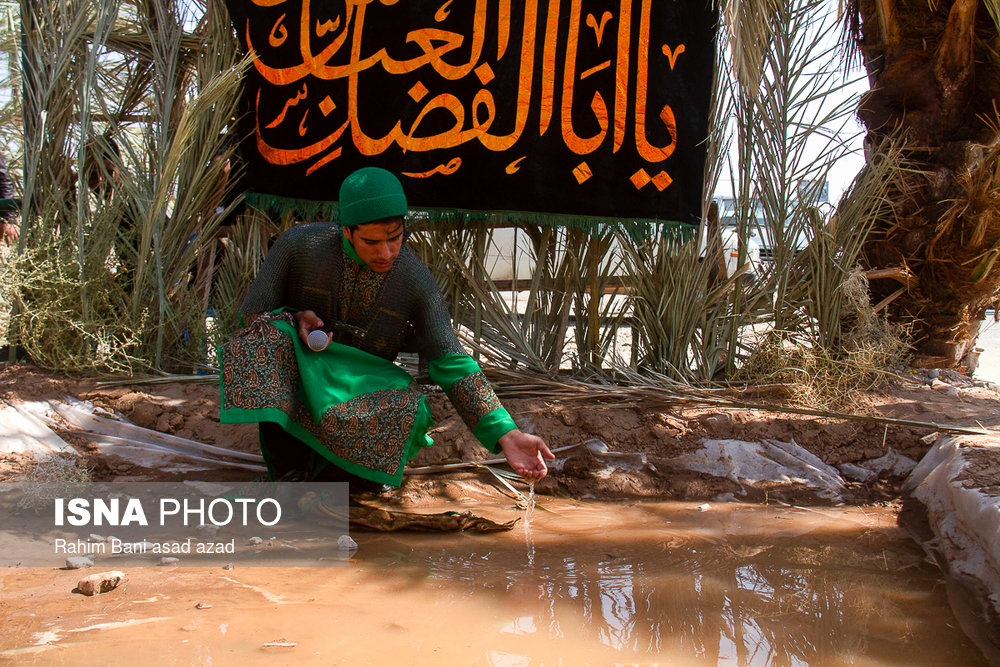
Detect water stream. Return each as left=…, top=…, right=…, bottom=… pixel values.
left=524, top=480, right=536, bottom=568
left=0, top=500, right=988, bottom=665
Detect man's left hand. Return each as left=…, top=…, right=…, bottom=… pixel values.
left=499, top=430, right=555, bottom=481
left=1, top=222, right=18, bottom=245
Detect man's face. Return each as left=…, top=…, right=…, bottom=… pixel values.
left=345, top=219, right=404, bottom=273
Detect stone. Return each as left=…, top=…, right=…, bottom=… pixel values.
left=248, top=536, right=263, bottom=545
left=583, top=439, right=609, bottom=454
left=195, top=524, right=219, bottom=539
left=698, top=413, right=733, bottom=431
left=337, top=535, right=358, bottom=550
left=195, top=602, right=212, bottom=610
left=160, top=557, right=179, bottom=566
left=77, top=570, right=126, bottom=596
left=837, top=462, right=876, bottom=482
left=65, top=556, right=94, bottom=570
left=222, top=562, right=234, bottom=570
left=559, top=411, right=579, bottom=427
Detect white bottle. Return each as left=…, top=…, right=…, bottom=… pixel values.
left=307, top=329, right=329, bottom=352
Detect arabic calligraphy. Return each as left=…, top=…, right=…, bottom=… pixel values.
left=238, top=0, right=694, bottom=189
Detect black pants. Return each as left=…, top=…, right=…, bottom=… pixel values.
left=258, top=422, right=384, bottom=493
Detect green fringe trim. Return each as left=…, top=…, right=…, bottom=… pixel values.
left=245, top=192, right=697, bottom=241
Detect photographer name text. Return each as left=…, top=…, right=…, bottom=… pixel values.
left=55, top=537, right=236, bottom=555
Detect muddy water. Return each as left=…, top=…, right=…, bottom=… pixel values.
left=0, top=500, right=987, bottom=665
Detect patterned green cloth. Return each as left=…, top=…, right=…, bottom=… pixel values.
left=219, top=314, right=433, bottom=486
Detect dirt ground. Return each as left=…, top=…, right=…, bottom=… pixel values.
left=2, top=362, right=999, bottom=505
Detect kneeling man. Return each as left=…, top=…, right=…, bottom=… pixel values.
left=219, top=167, right=552, bottom=489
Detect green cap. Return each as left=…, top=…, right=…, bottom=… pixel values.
left=338, top=167, right=408, bottom=227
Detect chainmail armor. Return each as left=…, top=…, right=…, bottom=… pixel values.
left=240, top=222, right=465, bottom=363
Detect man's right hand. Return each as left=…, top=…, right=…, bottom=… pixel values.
left=294, top=310, right=331, bottom=347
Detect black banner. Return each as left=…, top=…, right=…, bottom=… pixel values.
left=226, top=0, right=717, bottom=224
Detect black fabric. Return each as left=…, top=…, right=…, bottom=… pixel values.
left=225, top=0, right=717, bottom=224
left=258, top=422, right=384, bottom=492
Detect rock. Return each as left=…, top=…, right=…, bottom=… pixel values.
left=559, top=411, right=579, bottom=427
left=196, top=524, right=219, bottom=539
left=77, top=570, right=126, bottom=596
left=712, top=493, right=736, bottom=503
left=65, top=556, right=94, bottom=570
left=697, top=413, right=733, bottom=432
left=697, top=503, right=711, bottom=512
left=222, top=563, right=234, bottom=570
left=946, top=386, right=961, bottom=399
left=160, top=557, right=179, bottom=566
left=837, top=462, right=876, bottom=482
left=248, top=536, right=263, bottom=545
left=337, top=535, right=358, bottom=550
left=195, top=602, right=212, bottom=610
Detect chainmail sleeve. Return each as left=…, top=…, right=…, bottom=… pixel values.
left=238, top=222, right=343, bottom=325
left=407, top=259, right=518, bottom=453
left=238, top=227, right=295, bottom=320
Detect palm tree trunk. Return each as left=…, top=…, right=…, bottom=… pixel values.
left=851, top=0, right=1000, bottom=370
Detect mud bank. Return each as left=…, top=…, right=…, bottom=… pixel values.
left=899, top=435, right=1000, bottom=663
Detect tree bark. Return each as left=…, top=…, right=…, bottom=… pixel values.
left=854, top=0, right=1000, bottom=370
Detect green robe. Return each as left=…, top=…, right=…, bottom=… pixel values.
left=218, top=223, right=516, bottom=486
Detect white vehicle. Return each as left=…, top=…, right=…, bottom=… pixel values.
left=719, top=223, right=762, bottom=283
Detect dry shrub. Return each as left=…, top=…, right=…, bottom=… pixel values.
left=736, top=269, right=909, bottom=408
left=17, top=455, right=92, bottom=511
left=9, top=238, right=143, bottom=374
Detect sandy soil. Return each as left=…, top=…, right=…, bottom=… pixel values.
left=2, top=362, right=998, bottom=505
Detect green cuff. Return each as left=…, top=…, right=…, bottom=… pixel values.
left=473, top=407, right=517, bottom=454
left=428, top=353, right=482, bottom=392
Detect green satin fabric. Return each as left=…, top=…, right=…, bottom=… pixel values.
left=220, top=318, right=433, bottom=486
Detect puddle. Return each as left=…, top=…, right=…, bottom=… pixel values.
left=0, top=500, right=988, bottom=665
